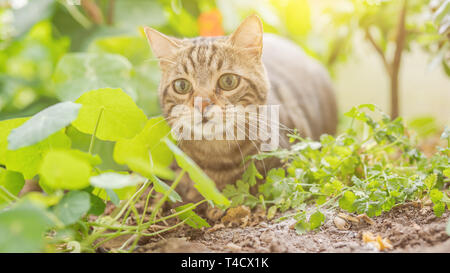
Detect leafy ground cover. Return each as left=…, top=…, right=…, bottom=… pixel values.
left=0, top=89, right=448, bottom=252
left=0, top=0, right=449, bottom=253
left=0, top=87, right=229, bottom=253
left=224, top=104, right=450, bottom=234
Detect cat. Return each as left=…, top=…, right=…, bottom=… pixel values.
left=144, top=15, right=337, bottom=199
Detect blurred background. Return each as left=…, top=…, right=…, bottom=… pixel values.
left=0, top=0, right=449, bottom=134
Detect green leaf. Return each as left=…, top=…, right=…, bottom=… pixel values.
left=149, top=174, right=182, bottom=203
left=433, top=202, right=446, bottom=217
left=344, top=104, right=376, bottom=121
left=430, top=189, right=444, bottom=204
left=72, top=88, right=147, bottom=141
left=66, top=149, right=102, bottom=166
left=0, top=201, right=53, bottom=253
left=90, top=173, right=146, bottom=189
left=87, top=193, right=106, bottom=216
left=124, top=157, right=175, bottom=182
left=0, top=168, right=25, bottom=204
left=0, top=118, right=28, bottom=165
left=408, top=116, right=439, bottom=139
left=52, top=191, right=91, bottom=226
left=114, top=117, right=174, bottom=179
left=444, top=168, right=450, bottom=178
left=339, top=191, right=356, bottom=212
left=2, top=120, right=71, bottom=179
left=175, top=204, right=210, bottom=229
left=223, top=180, right=249, bottom=207
left=425, top=173, right=437, bottom=190
left=114, top=0, right=167, bottom=32
left=66, top=126, right=127, bottom=172
left=267, top=205, right=277, bottom=220
left=163, top=138, right=230, bottom=207
left=11, top=0, right=55, bottom=38
left=22, top=192, right=62, bottom=208
left=91, top=171, right=139, bottom=203
left=89, top=36, right=151, bottom=66
left=105, top=188, right=120, bottom=205
left=322, top=179, right=344, bottom=195
left=309, top=211, right=325, bottom=230
left=294, top=221, right=309, bottom=235
left=39, top=150, right=93, bottom=190
left=242, top=161, right=263, bottom=186
left=52, top=53, right=136, bottom=102
left=7, top=102, right=81, bottom=150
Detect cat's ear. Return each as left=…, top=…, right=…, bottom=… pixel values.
left=144, top=27, right=182, bottom=60
left=228, top=14, right=263, bottom=55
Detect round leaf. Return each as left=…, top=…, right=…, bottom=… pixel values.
left=339, top=191, right=356, bottom=212
left=0, top=118, right=28, bottom=166
left=114, top=117, right=174, bottom=178
left=39, top=150, right=92, bottom=190
left=0, top=169, right=25, bottom=204
left=8, top=102, right=81, bottom=150
left=87, top=193, right=106, bottom=216
left=0, top=201, right=53, bottom=253
left=72, top=88, right=147, bottom=141
left=5, top=130, right=71, bottom=180
left=52, top=53, right=136, bottom=101
left=309, top=211, right=325, bottom=230
left=90, top=172, right=146, bottom=189
left=52, top=191, right=91, bottom=226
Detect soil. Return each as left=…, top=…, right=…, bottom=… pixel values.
left=101, top=202, right=450, bottom=253
left=119, top=136, right=450, bottom=253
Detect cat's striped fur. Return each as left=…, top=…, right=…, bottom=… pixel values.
left=145, top=15, right=337, bottom=194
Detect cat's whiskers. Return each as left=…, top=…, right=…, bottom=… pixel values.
left=233, top=113, right=292, bottom=147
left=220, top=96, right=294, bottom=135
left=234, top=124, right=267, bottom=177
left=228, top=129, right=246, bottom=175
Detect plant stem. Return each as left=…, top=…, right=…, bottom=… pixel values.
left=81, top=0, right=104, bottom=24
left=114, top=179, right=150, bottom=222
left=141, top=200, right=206, bottom=229
left=149, top=170, right=186, bottom=224
left=106, top=0, right=115, bottom=25
left=0, top=186, right=19, bottom=201
left=0, top=190, right=13, bottom=204
left=59, top=0, right=92, bottom=28
left=94, top=217, right=189, bottom=250
left=88, top=107, right=104, bottom=154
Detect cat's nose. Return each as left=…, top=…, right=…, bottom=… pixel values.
left=194, top=97, right=212, bottom=114
left=201, top=99, right=211, bottom=114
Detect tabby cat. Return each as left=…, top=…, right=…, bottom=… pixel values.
left=144, top=15, right=337, bottom=195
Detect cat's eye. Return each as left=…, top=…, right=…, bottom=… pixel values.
left=218, top=74, right=240, bottom=91
left=173, top=79, right=192, bottom=94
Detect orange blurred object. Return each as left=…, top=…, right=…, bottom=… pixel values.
left=198, top=9, right=225, bottom=37
left=362, top=231, right=393, bottom=251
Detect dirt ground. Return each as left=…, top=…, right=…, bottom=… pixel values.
left=109, top=202, right=450, bottom=253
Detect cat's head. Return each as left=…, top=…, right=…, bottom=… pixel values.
left=144, top=15, right=269, bottom=140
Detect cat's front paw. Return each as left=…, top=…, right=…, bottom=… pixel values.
left=206, top=207, right=225, bottom=222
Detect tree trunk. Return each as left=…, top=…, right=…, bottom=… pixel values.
left=390, top=0, right=408, bottom=120
left=390, top=73, right=400, bottom=120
